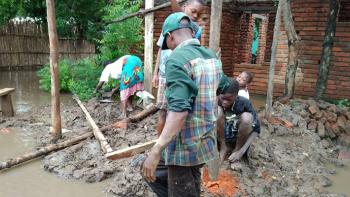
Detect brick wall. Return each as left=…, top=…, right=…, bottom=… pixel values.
left=256, top=14, right=269, bottom=64
left=232, top=0, right=350, bottom=100
left=233, top=63, right=270, bottom=95
left=152, top=0, right=350, bottom=99
left=327, top=22, right=350, bottom=98
left=265, top=11, right=275, bottom=62
left=152, top=6, right=211, bottom=60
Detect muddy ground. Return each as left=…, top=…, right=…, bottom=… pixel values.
left=1, top=97, right=349, bottom=196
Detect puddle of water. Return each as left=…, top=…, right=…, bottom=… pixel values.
left=250, top=94, right=266, bottom=109
left=0, top=127, right=113, bottom=197
left=0, top=71, right=112, bottom=197
left=0, top=159, right=112, bottom=197
left=327, top=160, right=350, bottom=196
left=0, top=71, right=73, bottom=113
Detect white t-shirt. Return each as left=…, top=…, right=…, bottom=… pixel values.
left=157, top=36, right=172, bottom=76
left=238, top=88, right=250, bottom=100
left=99, top=55, right=130, bottom=82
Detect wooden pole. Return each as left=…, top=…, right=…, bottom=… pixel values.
left=208, top=0, right=223, bottom=182
left=282, top=0, right=300, bottom=99
left=209, top=0, right=223, bottom=52
left=144, top=0, right=154, bottom=93
left=316, top=0, right=340, bottom=99
left=265, top=0, right=283, bottom=120
left=74, top=97, right=113, bottom=153
left=46, top=0, right=61, bottom=140
left=0, top=125, right=111, bottom=171
left=105, top=0, right=186, bottom=25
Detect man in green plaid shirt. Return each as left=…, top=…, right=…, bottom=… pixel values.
left=141, top=12, right=223, bottom=197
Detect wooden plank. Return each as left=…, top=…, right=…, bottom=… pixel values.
left=74, top=97, right=113, bottom=153
left=106, top=139, right=157, bottom=160
left=0, top=88, right=15, bottom=97
left=144, top=0, right=154, bottom=93
left=1, top=94, right=14, bottom=116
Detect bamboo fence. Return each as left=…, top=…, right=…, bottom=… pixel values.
left=0, top=21, right=95, bottom=70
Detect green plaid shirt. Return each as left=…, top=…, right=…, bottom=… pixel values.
left=164, top=39, right=223, bottom=166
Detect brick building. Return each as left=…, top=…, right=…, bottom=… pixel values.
left=152, top=0, right=350, bottom=99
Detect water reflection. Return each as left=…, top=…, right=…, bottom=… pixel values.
left=0, top=71, right=72, bottom=113
left=0, top=71, right=111, bottom=197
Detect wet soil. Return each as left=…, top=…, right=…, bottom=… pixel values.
left=1, top=97, right=349, bottom=197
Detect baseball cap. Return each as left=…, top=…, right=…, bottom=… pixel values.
left=161, top=12, right=193, bottom=49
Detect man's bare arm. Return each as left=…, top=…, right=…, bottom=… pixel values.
left=151, top=111, right=188, bottom=154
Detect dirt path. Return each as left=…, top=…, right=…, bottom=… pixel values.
left=1, top=98, right=349, bottom=196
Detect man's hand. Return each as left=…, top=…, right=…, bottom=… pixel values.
left=141, top=149, right=161, bottom=182
left=152, top=74, right=159, bottom=88
left=228, top=150, right=244, bottom=162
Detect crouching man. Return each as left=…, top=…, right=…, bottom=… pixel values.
left=217, top=78, right=260, bottom=163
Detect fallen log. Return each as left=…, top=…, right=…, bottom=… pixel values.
left=0, top=101, right=158, bottom=170
left=130, top=104, right=159, bottom=123
left=106, top=139, right=157, bottom=160
left=105, top=0, right=186, bottom=24
left=112, top=104, right=159, bottom=129
left=0, top=125, right=112, bottom=171
left=74, top=97, right=113, bottom=153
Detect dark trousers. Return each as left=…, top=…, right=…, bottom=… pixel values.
left=146, top=160, right=203, bottom=197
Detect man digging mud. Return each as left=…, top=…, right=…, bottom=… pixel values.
left=141, top=12, right=222, bottom=197
left=217, top=78, right=260, bottom=166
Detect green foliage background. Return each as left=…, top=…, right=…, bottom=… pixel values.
left=35, top=0, right=143, bottom=101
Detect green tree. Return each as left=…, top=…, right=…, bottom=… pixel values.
left=0, top=0, right=17, bottom=25
left=98, top=0, right=143, bottom=62
left=0, top=0, right=107, bottom=42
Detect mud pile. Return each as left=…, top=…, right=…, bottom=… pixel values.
left=222, top=99, right=349, bottom=197
left=39, top=98, right=158, bottom=196
left=2, top=97, right=349, bottom=197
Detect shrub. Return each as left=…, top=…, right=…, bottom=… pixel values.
left=98, top=0, right=143, bottom=63
left=37, top=59, right=72, bottom=92
left=37, top=57, right=103, bottom=101
left=327, top=98, right=350, bottom=109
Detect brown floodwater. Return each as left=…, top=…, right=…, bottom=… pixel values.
left=327, top=160, right=350, bottom=196
left=0, top=71, right=112, bottom=197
